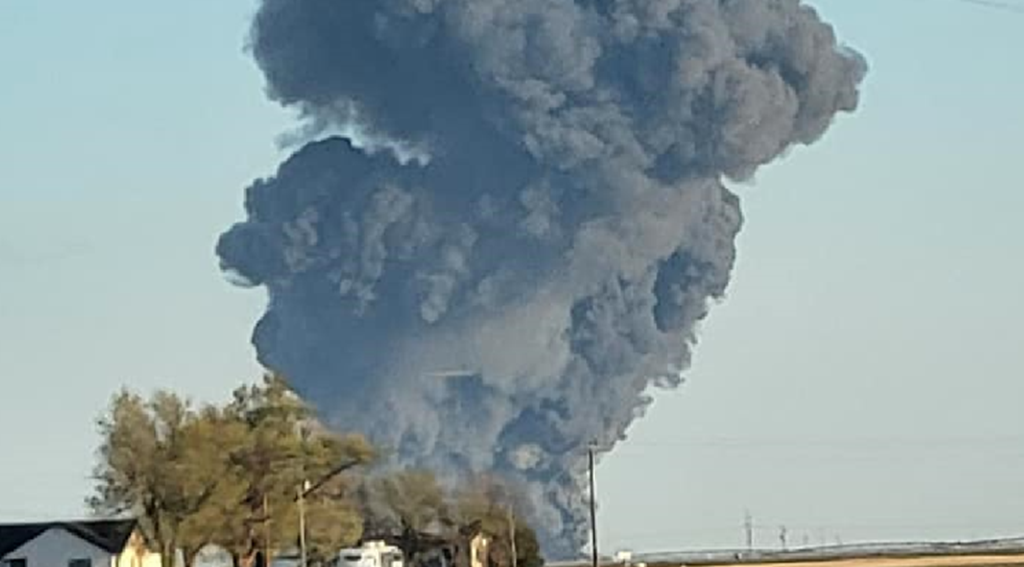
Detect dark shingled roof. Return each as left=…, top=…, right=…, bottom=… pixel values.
left=0, top=519, right=137, bottom=558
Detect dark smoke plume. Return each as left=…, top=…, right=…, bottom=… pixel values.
left=217, top=0, right=865, bottom=556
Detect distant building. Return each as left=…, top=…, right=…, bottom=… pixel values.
left=467, top=533, right=489, bottom=567
left=335, top=540, right=406, bottom=567
left=0, top=518, right=161, bottom=567
left=355, top=522, right=494, bottom=567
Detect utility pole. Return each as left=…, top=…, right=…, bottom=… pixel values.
left=508, top=506, right=518, bottom=567
left=293, top=458, right=362, bottom=567
left=264, top=495, right=272, bottom=567
left=744, top=510, right=753, bottom=551
left=299, top=480, right=310, bottom=567
left=589, top=443, right=599, bottom=567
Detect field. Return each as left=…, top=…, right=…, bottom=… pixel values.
left=550, top=540, right=1024, bottom=567
left=683, top=553, right=1024, bottom=567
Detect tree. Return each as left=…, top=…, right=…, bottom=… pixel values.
left=377, top=470, right=449, bottom=534
left=302, top=430, right=375, bottom=561
left=509, top=523, right=543, bottom=567
left=89, top=390, right=239, bottom=567
left=218, top=375, right=310, bottom=566
left=90, top=375, right=377, bottom=567
left=176, top=406, right=252, bottom=567
left=356, top=470, right=451, bottom=564
left=451, top=477, right=544, bottom=567
left=357, top=470, right=545, bottom=567
left=286, top=480, right=366, bottom=566
left=221, top=374, right=375, bottom=566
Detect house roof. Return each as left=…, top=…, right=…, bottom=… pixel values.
left=0, top=519, right=137, bottom=558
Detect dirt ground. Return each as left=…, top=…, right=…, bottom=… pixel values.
left=692, top=554, right=1024, bottom=567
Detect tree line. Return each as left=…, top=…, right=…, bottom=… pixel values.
left=88, top=374, right=543, bottom=567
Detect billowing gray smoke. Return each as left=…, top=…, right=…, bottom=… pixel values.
left=217, top=0, right=865, bottom=556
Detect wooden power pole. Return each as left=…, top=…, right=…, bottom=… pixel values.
left=264, top=495, right=272, bottom=567
left=589, top=444, right=599, bottom=567
left=508, top=506, right=518, bottom=567
left=744, top=510, right=753, bottom=551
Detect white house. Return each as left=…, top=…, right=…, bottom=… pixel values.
left=0, top=519, right=162, bottom=567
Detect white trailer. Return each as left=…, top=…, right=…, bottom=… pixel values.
left=335, top=540, right=405, bottom=567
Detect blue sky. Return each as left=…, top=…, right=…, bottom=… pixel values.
left=1, top=0, right=1022, bottom=554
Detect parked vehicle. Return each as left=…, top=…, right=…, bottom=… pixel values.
left=336, top=540, right=405, bottom=567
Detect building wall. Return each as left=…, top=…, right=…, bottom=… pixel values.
left=469, top=534, right=489, bottom=567
left=1, top=526, right=114, bottom=567
left=114, top=550, right=163, bottom=567
left=114, top=530, right=163, bottom=567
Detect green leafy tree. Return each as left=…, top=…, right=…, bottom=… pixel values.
left=177, top=406, right=251, bottom=566
left=89, top=390, right=238, bottom=567
left=219, top=375, right=310, bottom=566
left=221, top=374, right=375, bottom=565
left=91, top=375, right=377, bottom=567
left=301, top=430, right=375, bottom=560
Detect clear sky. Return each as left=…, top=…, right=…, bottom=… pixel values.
left=1, top=0, right=1022, bottom=555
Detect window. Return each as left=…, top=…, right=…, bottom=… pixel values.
left=5, top=559, right=27, bottom=567
left=68, top=560, right=91, bottom=567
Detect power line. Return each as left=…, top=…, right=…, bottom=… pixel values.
left=613, top=521, right=1024, bottom=538
left=611, top=434, right=1024, bottom=448
left=589, top=442, right=600, bottom=567
left=744, top=510, right=754, bottom=551
left=952, top=0, right=1024, bottom=13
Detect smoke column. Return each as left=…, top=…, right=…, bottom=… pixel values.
left=217, top=0, right=866, bottom=556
